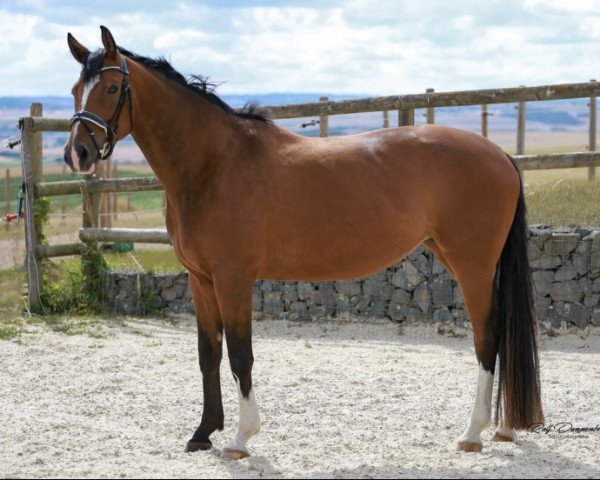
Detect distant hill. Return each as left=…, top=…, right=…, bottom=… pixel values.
left=1, top=93, right=590, bottom=128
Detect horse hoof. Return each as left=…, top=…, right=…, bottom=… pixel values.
left=457, top=440, right=483, bottom=452
left=222, top=448, right=250, bottom=460
left=185, top=440, right=213, bottom=452
left=491, top=431, right=515, bottom=442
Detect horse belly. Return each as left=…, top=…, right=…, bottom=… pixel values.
left=260, top=193, right=428, bottom=281
left=266, top=237, right=423, bottom=281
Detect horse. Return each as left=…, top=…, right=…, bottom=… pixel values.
left=64, top=26, right=543, bottom=459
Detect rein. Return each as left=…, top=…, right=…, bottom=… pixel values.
left=70, top=56, right=131, bottom=160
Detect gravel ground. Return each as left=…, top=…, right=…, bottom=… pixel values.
left=1, top=316, right=599, bottom=478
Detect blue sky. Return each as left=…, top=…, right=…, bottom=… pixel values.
left=1, top=0, right=599, bottom=96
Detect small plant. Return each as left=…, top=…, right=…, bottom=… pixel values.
left=40, top=244, right=107, bottom=314
left=0, top=325, right=19, bottom=341
left=33, top=196, right=51, bottom=245
left=139, top=282, right=163, bottom=316
left=41, top=260, right=88, bottom=314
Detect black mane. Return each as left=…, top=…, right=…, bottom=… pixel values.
left=81, top=47, right=270, bottom=122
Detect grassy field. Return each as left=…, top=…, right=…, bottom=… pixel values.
left=523, top=168, right=600, bottom=225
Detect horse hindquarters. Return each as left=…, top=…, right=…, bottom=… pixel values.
left=435, top=158, right=543, bottom=451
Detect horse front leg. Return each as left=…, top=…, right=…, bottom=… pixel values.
left=213, top=272, right=260, bottom=460
left=186, top=274, right=225, bottom=453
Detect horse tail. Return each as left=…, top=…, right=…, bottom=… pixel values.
left=494, top=155, right=544, bottom=429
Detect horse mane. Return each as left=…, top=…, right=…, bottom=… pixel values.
left=81, top=47, right=270, bottom=123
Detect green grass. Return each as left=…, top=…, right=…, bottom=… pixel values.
left=523, top=168, right=600, bottom=225
left=0, top=267, right=26, bottom=341
left=0, top=266, right=25, bottom=308
left=45, top=316, right=109, bottom=338
left=98, top=248, right=183, bottom=273
left=0, top=168, right=162, bottom=218
left=0, top=324, right=20, bottom=341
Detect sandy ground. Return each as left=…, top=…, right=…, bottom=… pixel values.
left=1, top=317, right=599, bottom=479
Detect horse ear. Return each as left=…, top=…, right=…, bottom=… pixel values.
left=100, top=25, right=118, bottom=60
left=67, top=33, right=89, bottom=65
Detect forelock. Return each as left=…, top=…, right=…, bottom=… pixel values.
left=81, top=49, right=105, bottom=83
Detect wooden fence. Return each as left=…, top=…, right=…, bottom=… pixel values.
left=20, top=80, right=600, bottom=312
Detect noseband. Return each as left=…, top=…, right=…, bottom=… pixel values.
left=70, top=56, right=131, bottom=161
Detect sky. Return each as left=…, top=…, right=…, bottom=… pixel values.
left=1, top=0, right=599, bottom=97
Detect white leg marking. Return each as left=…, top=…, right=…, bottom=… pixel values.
left=458, top=363, right=494, bottom=447
left=225, top=376, right=260, bottom=456
left=492, top=422, right=517, bottom=442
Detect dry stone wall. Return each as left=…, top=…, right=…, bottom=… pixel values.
left=102, top=226, right=600, bottom=328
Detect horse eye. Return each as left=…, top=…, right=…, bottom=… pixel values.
left=107, top=84, right=119, bottom=94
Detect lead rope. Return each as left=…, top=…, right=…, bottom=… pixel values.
left=0, top=136, right=25, bottom=223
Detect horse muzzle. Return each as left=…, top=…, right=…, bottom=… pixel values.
left=63, top=136, right=97, bottom=174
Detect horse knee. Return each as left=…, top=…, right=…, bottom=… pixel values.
left=198, top=335, right=222, bottom=373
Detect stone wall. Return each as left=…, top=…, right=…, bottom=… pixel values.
left=102, top=226, right=600, bottom=328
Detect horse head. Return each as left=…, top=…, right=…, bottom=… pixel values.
left=64, top=26, right=132, bottom=173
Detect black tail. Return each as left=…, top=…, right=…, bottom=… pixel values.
left=494, top=156, right=544, bottom=429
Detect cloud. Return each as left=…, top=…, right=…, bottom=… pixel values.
left=0, top=1, right=598, bottom=97
left=525, top=0, right=599, bottom=13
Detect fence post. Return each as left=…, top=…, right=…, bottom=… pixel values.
left=319, top=96, right=329, bottom=137
left=61, top=165, right=67, bottom=224
left=517, top=86, right=526, bottom=155
left=589, top=79, right=597, bottom=181
left=383, top=110, right=389, bottom=128
left=481, top=104, right=489, bottom=137
left=96, top=159, right=109, bottom=228
left=81, top=172, right=102, bottom=298
left=112, top=164, right=118, bottom=220
left=22, top=103, right=44, bottom=313
left=82, top=176, right=101, bottom=229
left=105, top=156, right=113, bottom=227
left=426, top=88, right=435, bottom=124
left=4, top=169, right=10, bottom=230
left=398, top=108, right=414, bottom=126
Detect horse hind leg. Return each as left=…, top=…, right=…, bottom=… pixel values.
left=426, top=237, right=501, bottom=452
left=454, top=264, right=500, bottom=452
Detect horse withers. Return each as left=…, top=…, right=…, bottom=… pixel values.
left=64, top=26, right=543, bottom=459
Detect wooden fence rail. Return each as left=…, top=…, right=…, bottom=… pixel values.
left=19, top=79, right=600, bottom=312
left=79, top=227, right=170, bottom=244
left=36, top=176, right=163, bottom=197
left=265, top=81, right=600, bottom=119
left=26, top=81, right=600, bottom=129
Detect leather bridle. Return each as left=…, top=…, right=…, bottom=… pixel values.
left=70, top=56, right=131, bottom=161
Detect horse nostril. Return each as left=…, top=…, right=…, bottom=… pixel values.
left=77, top=145, right=89, bottom=162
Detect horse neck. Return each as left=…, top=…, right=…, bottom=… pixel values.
left=127, top=62, right=238, bottom=196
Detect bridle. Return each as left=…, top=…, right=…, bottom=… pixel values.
left=70, top=55, right=131, bottom=161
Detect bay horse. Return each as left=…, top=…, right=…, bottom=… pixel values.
left=64, top=26, right=543, bottom=459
